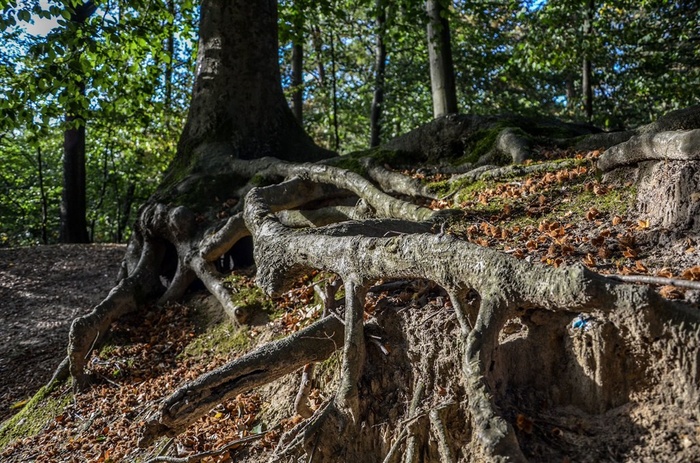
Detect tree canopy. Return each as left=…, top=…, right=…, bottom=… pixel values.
left=1, top=0, right=697, bottom=245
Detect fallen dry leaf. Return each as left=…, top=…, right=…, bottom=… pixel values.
left=681, top=266, right=700, bottom=281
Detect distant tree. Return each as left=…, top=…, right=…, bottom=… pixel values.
left=426, top=0, right=457, bottom=118
left=369, top=0, right=387, bottom=147
left=59, top=1, right=95, bottom=243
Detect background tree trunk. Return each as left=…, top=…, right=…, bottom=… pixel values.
left=370, top=0, right=387, bottom=147
left=60, top=109, right=89, bottom=243
left=582, top=0, right=594, bottom=123
left=59, top=1, right=95, bottom=244
left=290, top=0, right=305, bottom=125
left=37, top=147, right=48, bottom=244
left=291, top=42, right=304, bottom=125
left=426, top=0, right=458, bottom=118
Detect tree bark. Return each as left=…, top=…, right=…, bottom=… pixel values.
left=116, top=182, right=135, bottom=243
left=291, top=42, right=304, bottom=125
left=59, top=1, right=95, bottom=244
left=426, top=0, right=458, bottom=119
left=582, top=0, right=594, bottom=123
left=370, top=0, right=387, bottom=147
left=60, top=110, right=89, bottom=243
left=171, top=0, right=330, bottom=169
left=37, top=146, right=48, bottom=244
left=290, top=0, right=305, bottom=125
left=330, top=29, right=340, bottom=151
left=164, top=0, right=175, bottom=113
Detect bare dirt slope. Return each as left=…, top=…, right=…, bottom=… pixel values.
left=0, top=244, right=125, bottom=422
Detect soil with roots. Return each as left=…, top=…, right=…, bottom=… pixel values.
left=2, top=111, right=700, bottom=462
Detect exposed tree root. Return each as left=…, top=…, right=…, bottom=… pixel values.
left=597, top=129, right=700, bottom=171
left=139, top=316, right=345, bottom=446
left=132, top=157, right=700, bottom=461
left=606, top=274, right=700, bottom=291
left=67, top=238, right=166, bottom=390
left=144, top=428, right=275, bottom=463
left=55, top=148, right=700, bottom=461
left=448, top=158, right=581, bottom=191
left=362, top=158, right=440, bottom=200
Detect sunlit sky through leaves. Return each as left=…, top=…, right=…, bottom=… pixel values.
left=14, top=0, right=60, bottom=37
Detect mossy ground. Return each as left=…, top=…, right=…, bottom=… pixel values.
left=0, top=383, right=72, bottom=450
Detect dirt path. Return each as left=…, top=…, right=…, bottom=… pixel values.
left=0, top=244, right=125, bottom=422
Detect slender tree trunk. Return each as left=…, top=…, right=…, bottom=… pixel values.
left=370, top=0, right=387, bottom=148
left=164, top=0, right=175, bottom=112
left=116, top=182, right=135, bottom=243
left=565, top=73, right=575, bottom=109
left=330, top=29, right=340, bottom=151
left=582, top=0, right=594, bottom=123
left=37, top=146, right=48, bottom=244
left=59, top=1, right=95, bottom=243
left=311, top=25, right=326, bottom=86
left=426, top=0, right=457, bottom=119
left=60, top=110, right=90, bottom=243
left=90, top=139, right=113, bottom=241
left=291, top=42, right=303, bottom=125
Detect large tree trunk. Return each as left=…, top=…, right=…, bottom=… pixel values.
left=171, top=0, right=329, bottom=169
left=426, top=0, right=458, bottom=118
left=63, top=0, right=333, bottom=389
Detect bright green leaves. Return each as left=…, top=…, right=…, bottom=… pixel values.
left=0, top=0, right=198, bottom=245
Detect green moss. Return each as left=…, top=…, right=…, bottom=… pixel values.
left=426, top=179, right=452, bottom=197
left=450, top=128, right=500, bottom=165
left=0, top=382, right=71, bottom=450
left=563, top=185, right=637, bottom=218
left=328, top=147, right=422, bottom=175
left=181, top=321, right=251, bottom=359
left=224, top=274, right=276, bottom=315
left=250, top=174, right=274, bottom=187
left=331, top=156, right=367, bottom=176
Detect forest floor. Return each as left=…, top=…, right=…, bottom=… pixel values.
left=1, top=150, right=700, bottom=462
left=0, top=244, right=126, bottom=423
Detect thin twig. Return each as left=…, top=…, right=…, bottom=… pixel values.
left=84, top=330, right=100, bottom=359
left=605, top=274, right=700, bottom=291
left=381, top=427, right=409, bottom=463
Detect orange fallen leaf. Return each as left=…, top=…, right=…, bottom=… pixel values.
left=659, top=285, right=683, bottom=300
left=681, top=266, right=700, bottom=281
left=586, top=207, right=599, bottom=221
left=622, top=247, right=638, bottom=258
left=593, top=184, right=608, bottom=195
left=634, top=261, right=648, bottom=273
